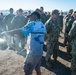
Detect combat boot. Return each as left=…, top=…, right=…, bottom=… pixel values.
left=46, top=61, right=52, bottom=68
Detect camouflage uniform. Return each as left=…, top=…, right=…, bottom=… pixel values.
left=0, top=15, right=5, bottom=33
left=40, top=13, right=47, bottom=24
left=57, top=16, right=63, bottom=33
left=3, top=14, right=15, bottom=30
left=3, top=14, right=15, bottom=47
left=59, top=15, right=64, bottom=32
left=64, top=16, right=73, bottom=46
left=69, top=20, right=76, bottom=75
left=65, top=17, right=75, bottom=57
left=45, top=17, right=60, bottom=62
left=46, top=14, right=51, bottom=21
left=11, top=15, right=28, bottom=51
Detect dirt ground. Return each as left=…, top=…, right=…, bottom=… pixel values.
left=0, top=24, right=71, bottom=75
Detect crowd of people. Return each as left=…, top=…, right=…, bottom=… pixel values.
left=64, top=9, right=76, bottom=75
left=0, top=7, right=76, bottom=75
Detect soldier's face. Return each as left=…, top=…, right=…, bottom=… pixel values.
left=29, top=15, right=37, bottom=21
left=10, top=10, right=13, bottom=14
left=68, top=13, right=71, bottom=17
left=18, top=12, right=23, bottom=15
left=73, top=13, right=76, bottom=19
left=40, top=8, right=44, bottom=13
left=52, top=14, right=58, bottom=20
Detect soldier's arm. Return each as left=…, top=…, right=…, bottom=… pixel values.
left=45, top=17, right=51, bottom=33
left=65, top=19, right=74, bottom=33
left=65, top=17, right=69, bottom=26
left=3, top=16, right=8, bottom=25
left=43, top=14, right=48, bottom=24
left=10, top=16, right=17, bottom=29
left=69, top=21, right=76, bottom=39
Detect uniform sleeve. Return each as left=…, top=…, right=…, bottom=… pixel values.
left=65, top=19, right=74, bottom=33
left=3, top=16, right=8, bottom=25
left=69, top=21, right=76, bottom=39
left=11, top=16, right=17, bottom=29
left=20, top=22, right=34, bottom=36
left=45, top=17, right=51, bottom=33
left=65, top=17, right=69, bottom=26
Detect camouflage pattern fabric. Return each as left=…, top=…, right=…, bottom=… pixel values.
left=45, top=17, right=60, bottom=62
left=11, top=15, right=28, bottom=50
left=11, top=15, right=28, bottom=29
left=64, top=17, right=71, bottom=44
left=40, top=13, right=47, bottom=24
left=59, top=15, right=64, bottom=31
left=71, top=40, right=76, bottom=75
left=46, top=15, right=51, bottom=21
left=64, top=16, right=74, bottom=45
left=3, top=14, right=15, bottom=30
left=65, top=17, right=75, bottom=55
left=65, top=17, right=75, bottom=34
left=3, top=14, right=15, bottom=48
left=0, top=16, right=5, bottom=33
left=69, top=20, right=76, bottom=75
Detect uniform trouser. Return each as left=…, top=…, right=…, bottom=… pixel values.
left=71, top=71, right=76, bottom=75
left=14, top=34, right=26, bottom=51
left=60, top=24, right=63, bottom=32
left=64, top=33, right=68, bottom=45
left=5, top=27, right=13, bottom=47
left=6, top=35, right=14, bottom=47
left=67, top=42, right=72, bottom=55
left=71, top=41, right=76, bottom=75
left=45, top=39, right=59, bottom=62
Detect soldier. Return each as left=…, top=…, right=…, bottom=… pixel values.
left=64, top=10, right=74, bottom=46
left=3, top=8, right=15, bottom=49
left=45, top=9, right=60, bottom=67
left=3, top=8, right=15, bottom=31
left=46, top=12, right=51, bottom=20
left=65, top=11, right=76, bottom=58
left=68, top=20, right=76, bottom=75
left=0, top=12, right=4, bottom=33
left=11, top=9, right=28, bottom=52
left=59, top=11, right=64, bottom=32
left=39, top=6, right=47, bottom=24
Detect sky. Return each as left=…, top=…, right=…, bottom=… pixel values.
left=0, top=0, right=76, bottom=11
